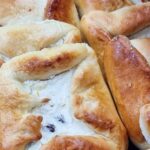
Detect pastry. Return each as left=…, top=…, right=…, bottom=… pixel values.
left=0, top=0, right=79, bottom=26
left=75, top=0, right=132, bottom=16
left=80, top=2, right=150, bottom=66
left=0, top=43, right=127, bottom=150
left=0, top=20, right=81, bottom=64
left=104, top=35, right=150, bottom=149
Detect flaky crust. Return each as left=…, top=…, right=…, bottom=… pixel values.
left=80, top=2, right=150, bottom=65
left=75, top=0, right=132, bottom=16
left=0, top=43, right=127, bottom=150
left=104, top=35, right=150, bottom=149
left=0, top=0, right=79, bottom=26
left=0, top=20, right=81, bottom=59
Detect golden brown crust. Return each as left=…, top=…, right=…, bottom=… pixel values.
left=81, top=3, right=150, bottom=65
left=71, top=47, right=127, bottom=150
left=0, top=44, right=87, bottom=150
left=0, top=20, right=81, bottom=59
left=0, top=43, right=127, bottom=149
left=45, top=0, right=79, bottom=26
left=104, top=35, right=150, bottom=148
left=0, top=0, right=79, bottom=26
left=75, top=0, right=133, bottom=16
left=41, top=136, right=116, bottom=150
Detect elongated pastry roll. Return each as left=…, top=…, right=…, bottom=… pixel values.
left=104, top=35, right=150, bottom=149
left=0, top=20, right=81, bottom=65
left=81, top=2, right=150, bottom=66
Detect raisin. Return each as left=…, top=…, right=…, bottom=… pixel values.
left=46, top=124, right=55, bottom=132
left=56, top=115, right=65, bottom=123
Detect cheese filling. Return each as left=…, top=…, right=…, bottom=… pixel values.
left=24, top=69, right=96, bottom=150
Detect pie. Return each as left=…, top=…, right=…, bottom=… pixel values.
left=0, top=43, right=127, bottom=150
left=0, top=0, right=150, bottom=150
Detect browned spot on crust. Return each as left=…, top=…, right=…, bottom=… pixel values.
left=44, top=0, right=73, bottom=24
left=76, top=111, right=114, bottom=131
left=20, top=52, right=74, bottom=73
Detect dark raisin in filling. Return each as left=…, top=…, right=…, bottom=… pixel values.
left=46, top=124, right=55, bottom=132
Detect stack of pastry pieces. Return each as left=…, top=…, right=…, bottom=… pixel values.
left=0, top=0, right=149, bottom=150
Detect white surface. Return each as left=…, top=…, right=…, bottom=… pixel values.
left=24, top=69, right=96, bottom=150
left=130, top=27, right=150, bottom=39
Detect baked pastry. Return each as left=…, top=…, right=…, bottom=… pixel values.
left=104, top=35, right=150, bottom=149
left=0, top=0, right=79, bottom=26
left=75, top=0, right=133, bottom=16
left=80, top=2, right=150, bottom=66
left=0, top=20, right=81, bottom=64
left=0, top=43, right=127, bottom=150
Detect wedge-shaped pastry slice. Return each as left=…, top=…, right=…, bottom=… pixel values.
left=104, top=35, right=150, bottom=149
left=0, top=20, right=81, bottom=64
left=81, top=2, right=150, bottom=66
left=0, top=0, right=79, bottom=26
left=0, top=43, right=127, bottom=150
left=75, top=0, right=132, bottom=16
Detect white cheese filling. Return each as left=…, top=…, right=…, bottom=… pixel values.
left=24, top=69, right=96, bottom=150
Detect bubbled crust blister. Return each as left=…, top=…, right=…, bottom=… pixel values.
left=0, top=43, right=127, bottom=150
left=80, top=2, right=150, bottom=65
left=104, top=35, right=150, bottom=149
left=75, top=0, right=132, bottom=16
